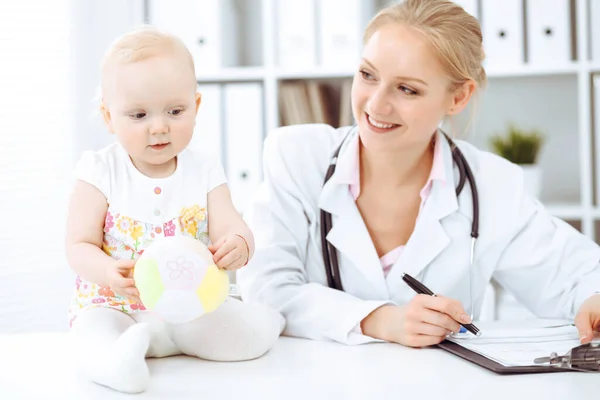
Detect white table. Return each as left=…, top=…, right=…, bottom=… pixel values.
left=0, top=333, right=596, bottom=400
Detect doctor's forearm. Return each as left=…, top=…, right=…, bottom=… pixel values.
left=245, top=276, right=392, bottom=344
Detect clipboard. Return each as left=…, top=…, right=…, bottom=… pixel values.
left=437, top=340, right=572, bottom=374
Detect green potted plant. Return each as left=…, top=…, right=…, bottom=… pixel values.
left=490, top=124, right=545, bottom=198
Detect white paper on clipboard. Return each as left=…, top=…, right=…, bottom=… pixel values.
left=446, top=319, right=595, bottom=367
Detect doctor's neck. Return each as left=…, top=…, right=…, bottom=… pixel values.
left=359, top=136, right=434, bottom=189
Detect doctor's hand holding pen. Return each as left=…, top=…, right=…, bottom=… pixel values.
left=360, top=295, right=473, bottom=348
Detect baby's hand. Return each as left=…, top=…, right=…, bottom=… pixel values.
left=208, top=234, right=250, bottom=271
left=106, top=259, right=141, bottom=303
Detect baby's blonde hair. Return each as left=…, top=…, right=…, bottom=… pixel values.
left=365, top=0, right=487, bottom=91
left=100, top=26, right=195, bottom=100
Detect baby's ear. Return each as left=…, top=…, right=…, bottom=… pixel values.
left=195, top=92, right=202, bottom=114
left=100, top=101, right=115, bottom=133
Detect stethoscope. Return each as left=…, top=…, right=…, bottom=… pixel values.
left=320, top=126, right=480, bottom=313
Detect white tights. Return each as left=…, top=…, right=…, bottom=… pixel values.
left=70, top=298, right=285, bottom=393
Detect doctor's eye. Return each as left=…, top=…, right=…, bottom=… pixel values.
left=359, top=69, right=375, bottom=81
left=398, top=85, right=418, bottom=96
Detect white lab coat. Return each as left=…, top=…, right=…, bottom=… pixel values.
left=237, top=124, right=600, bottom=345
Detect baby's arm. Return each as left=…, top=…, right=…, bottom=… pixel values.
left=206, top=184, right=255, bottom=270
left=65, top=181, right=139, bottom=301
left=65, top=180, right=113, bottom=285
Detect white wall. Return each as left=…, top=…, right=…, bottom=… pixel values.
left=0, top=0, right=73, bottom=333
left=69, top=0, right=145, bottom=158
left=0, top=1, right=145, bottom=334
left=444, top=74, right=580, bottom=205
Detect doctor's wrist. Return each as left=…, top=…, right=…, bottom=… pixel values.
left=361, top=305, right=397, bottom=341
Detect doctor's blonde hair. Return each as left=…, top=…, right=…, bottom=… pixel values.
left=364, top=0, right=487, bottom=135
left=99, top=26, right=196, bottom=103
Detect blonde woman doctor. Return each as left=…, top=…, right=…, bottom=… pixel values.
left=238, top=0, right=600, bottom=348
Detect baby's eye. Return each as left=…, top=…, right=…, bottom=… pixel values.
left=169, top=109, right=183, bottom=116
left=130, top=112, right=146, bottom=119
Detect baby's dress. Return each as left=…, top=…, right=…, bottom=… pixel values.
left=68, top=143, right=226, bottom=328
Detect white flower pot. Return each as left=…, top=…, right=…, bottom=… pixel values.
left=521, top=164, right=542, bottom=199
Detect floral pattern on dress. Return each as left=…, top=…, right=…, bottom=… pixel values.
left=68, top=205, right=210, bottom=328
left=164, top=220, right=176, bottom=237
left=179, top=205, right=209, bottom=243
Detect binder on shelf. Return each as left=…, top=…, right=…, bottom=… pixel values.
left=235, top=0, right=263, bottom=67
left=526, top=0, right=571, bottom=65
left=279, top=81, right=339, bottom=127
left=275, top=0, right=317, bottom=68
left=593, top=75, right=600, bottom=206
left=279, top=82, right=302, bottom=126
left=480, top=0, right=524, bottom=69
left=147, top=0, right=239, bottom=75
left=338, top=79, right=354, bottom=127
left=451, top=0, right=479, bottom=19
left=190, top=84, right=223, bottom=161
left=223, top=83, right=264, bottom=214
left=591, top=0, right=600, bottom=63
left=318, top=0, right=374, bottom=67
left=306, top=81, right=331, bottom=124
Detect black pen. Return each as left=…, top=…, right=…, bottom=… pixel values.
left=401, top=272, right=481, bottom=337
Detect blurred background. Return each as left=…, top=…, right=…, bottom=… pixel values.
left=1, top=0, right=598, bottom=333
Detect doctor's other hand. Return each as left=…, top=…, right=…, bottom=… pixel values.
left=361, top=295, right=471, bottom=348
left=208, top=233, right=250, bottom=271
left=574, top=294, right=600, bottom=344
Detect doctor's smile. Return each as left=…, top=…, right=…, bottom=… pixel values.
left=364, top=112, right=401, bottom=133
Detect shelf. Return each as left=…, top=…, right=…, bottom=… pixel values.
left=159, top=1, right=598, bottom=242
left=485, top=63, right=580, bottom=78
left=193, top=64, right=585, bottom=83
left=587, top=63, right=600, bottom=73
left=274, top=64, right=581, bottom=81
left=546, top=203, right=585, bottom=219
left=196, top=67, right=265, bottom=83
left=275, top=68, right=355, bottom=80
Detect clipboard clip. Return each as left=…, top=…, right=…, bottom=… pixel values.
left=228, top=284, right=243, bottom=301
left=533, top=342, right=600, bottom=372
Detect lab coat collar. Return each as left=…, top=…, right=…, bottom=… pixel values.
left=386, top=130, right=459, bottom=291
left=427, top=130, right=459, bottom=220
left=318, top=127, right=385, bottom=295
left=318, top=129, right=459, bottom=297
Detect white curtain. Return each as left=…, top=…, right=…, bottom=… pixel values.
left=0, top=0, right=74, bottom=332
left=0, top=0, right=144, bottom=333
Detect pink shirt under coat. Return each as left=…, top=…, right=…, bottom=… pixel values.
left=336, top=133, right=446, bottom=277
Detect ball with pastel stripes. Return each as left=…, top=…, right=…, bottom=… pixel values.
left=133, top=236, right=230, bottom=323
